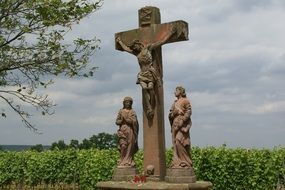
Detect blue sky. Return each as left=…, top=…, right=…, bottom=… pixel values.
left=1, top=0, right=285, bottom=148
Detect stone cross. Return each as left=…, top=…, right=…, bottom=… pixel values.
left=115, top=6, right=188, bottom=180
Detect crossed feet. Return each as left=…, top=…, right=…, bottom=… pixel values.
left=146, top=109, right=154, bottom=120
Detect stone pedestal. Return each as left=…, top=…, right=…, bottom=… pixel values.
left=165, top=168, right=196, bottom=183
left=112, top=167, right=138, bottom=181
left=146, top=175, right=161, bottom=182
left=96, top=181, right=212, bottom=190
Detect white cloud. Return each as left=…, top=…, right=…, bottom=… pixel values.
left=251, top=101, right=285, bottom=114
left=82, top=115, right=114, bottom=125
left=192, top=90, right=285, bottom=115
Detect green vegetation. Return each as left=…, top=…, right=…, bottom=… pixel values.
left=191, top=147, right=285, bottom=190
left=0, top=147, right=284, bottom=190
left=0, top=0, right=102, bottom=131
left=50, top=133, right=118, bottom=150
left=29, top=144, right=44, bottom=152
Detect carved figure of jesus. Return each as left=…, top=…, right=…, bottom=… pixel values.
left=116, top=31, right=174, bottom=120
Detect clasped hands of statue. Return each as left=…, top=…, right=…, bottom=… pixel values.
left=116, top=117, right=133, bottom=126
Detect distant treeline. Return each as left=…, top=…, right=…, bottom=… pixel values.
left=0, top=132, right=117, bottom=152
left=0, top=145, right=50, bottom=151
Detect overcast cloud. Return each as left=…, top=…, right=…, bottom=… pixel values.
left=1, top=0, right=285, bottom=148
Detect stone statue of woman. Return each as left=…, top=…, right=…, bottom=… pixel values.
left=115, top=96, right=139, bottom=167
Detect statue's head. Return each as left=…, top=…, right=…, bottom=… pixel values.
left=175, top=86, right=187, bottom=98
left=123, top=96, right=133, bottom=109
left=130, top=40, right=144, bottom=52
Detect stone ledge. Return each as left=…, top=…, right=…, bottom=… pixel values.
left=165, top=168, right=196, bottom=183
left=112, top=167, right=138, bottom=181
left=96, top=181, right=212, bottom=190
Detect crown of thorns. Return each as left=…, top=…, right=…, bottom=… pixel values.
left=123, top=96, right=133, bottom=102
left=129, top=40, right=144, bottom=47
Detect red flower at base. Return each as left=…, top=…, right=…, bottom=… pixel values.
left=132, top=175, right=146, bottom=183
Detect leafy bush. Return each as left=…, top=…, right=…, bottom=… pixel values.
left=0, top=147, right=284, bottom=190
left=192, top=147, right=285, bottom=190
left=77, top=149, right=118, bottom=190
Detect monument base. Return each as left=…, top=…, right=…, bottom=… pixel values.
left=112, top=167, right=138, bottom=181
left=96, top=181, right=212, bottom=190
left=165, top=168, right=197, bottom=183
left=146, top=175, right=161, bottom=182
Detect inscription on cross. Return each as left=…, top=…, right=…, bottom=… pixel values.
left=115, top=6, right=188, bottom=180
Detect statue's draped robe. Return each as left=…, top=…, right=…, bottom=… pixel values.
left=169, top=97, right=192, bottom=168
left=116, top=108, right=139, bottom=167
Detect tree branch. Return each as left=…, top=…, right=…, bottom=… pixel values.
left=0, top=94, right=40, bottom=132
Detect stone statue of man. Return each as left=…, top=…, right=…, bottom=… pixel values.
left=116, top=30, right=174, bottom=120
left=169, top=86, right=193, bottom=168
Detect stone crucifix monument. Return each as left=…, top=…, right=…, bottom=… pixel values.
left=115, top=6, right=188, bottom=180
left=97, top=6, right=213, bottom=190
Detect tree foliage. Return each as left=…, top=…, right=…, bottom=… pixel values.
left=77, top=132, right=118, bottom=150
left=88, top=132, right=118, bottom=150
left=0, top=0, right=102, bottom=131
left=69, top=139, right=79, bottom=149
left=29, top=144, right=44, bottom=152
left=50, top=140, right=67, bottom=150
left=79, top=138, right=92, bottom=149
left=50, top=133, right=118, bottom=150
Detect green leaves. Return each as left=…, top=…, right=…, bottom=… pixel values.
left=32, top=0, right=102, bottom=27
left=78, top=149, right=119, bottom=189
left=0, top=147, right=284, bottom=189
left=0, top=0, right=102, bottom=130
left=192, top=147, right=285, bottom=190
left=88, top=133, right=118, bottom=150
